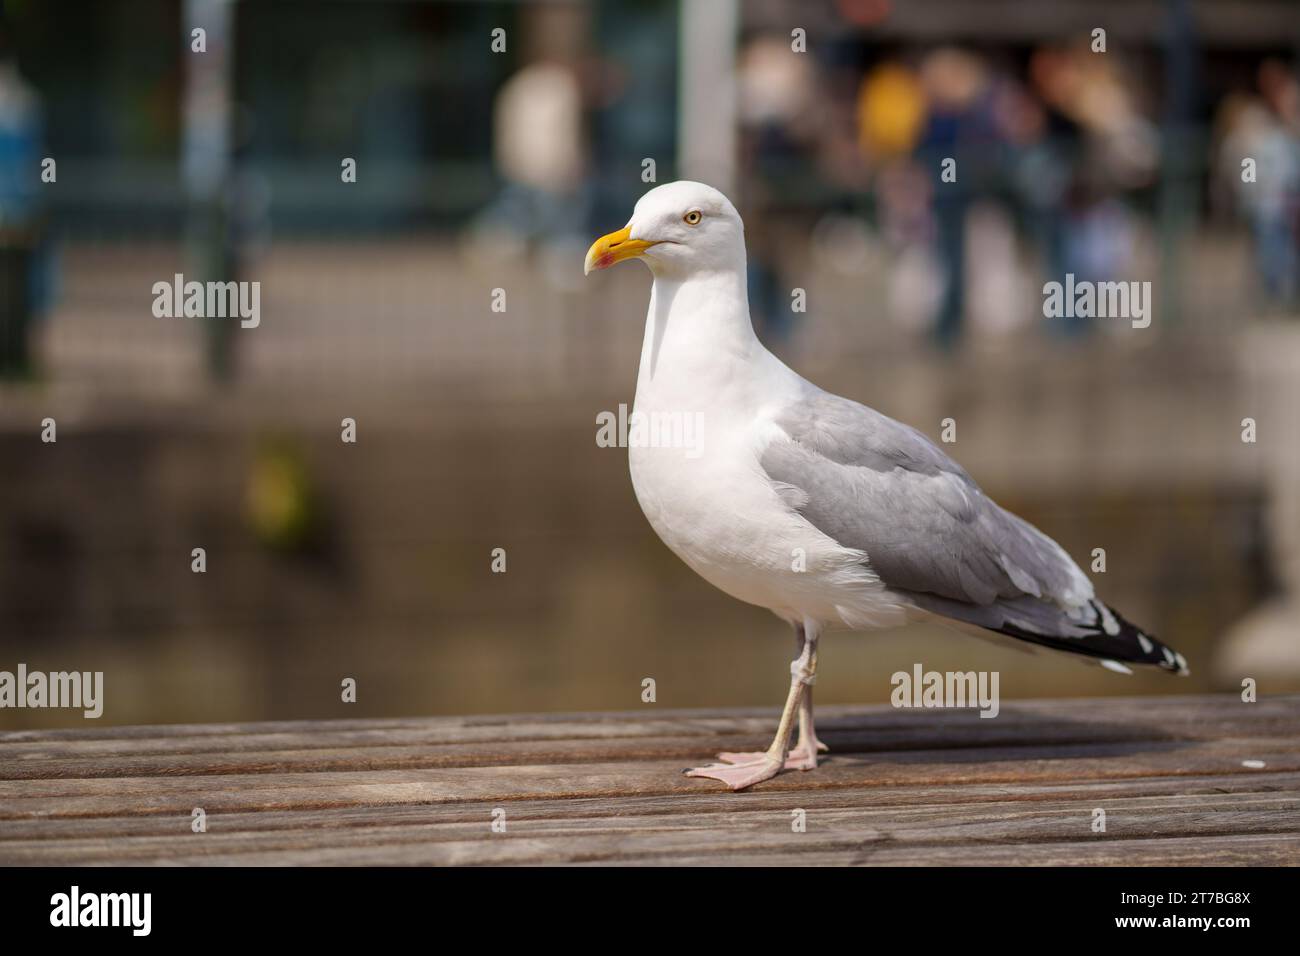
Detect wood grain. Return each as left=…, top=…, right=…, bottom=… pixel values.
left=1, top=694, right=1296, bottom=865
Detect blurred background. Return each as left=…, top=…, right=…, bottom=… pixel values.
left=1, top=0, right=1298, bottom=727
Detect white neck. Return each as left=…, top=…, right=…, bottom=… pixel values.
left=635, top=266, right=763, bottom=406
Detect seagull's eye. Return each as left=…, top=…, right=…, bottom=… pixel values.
left=683, top=210, right=703, bottom=226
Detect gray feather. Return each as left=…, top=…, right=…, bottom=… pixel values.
left=762, top=390, right=1188, bottom=673
left=762, top=390, right=1091, bottom=614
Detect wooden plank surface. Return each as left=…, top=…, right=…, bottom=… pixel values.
left=1, top=694, right=1296, bottom=865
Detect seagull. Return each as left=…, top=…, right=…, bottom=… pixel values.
left=583, top=181, right=1188, bottom=791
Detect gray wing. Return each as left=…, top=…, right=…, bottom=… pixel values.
left=761, top=389, right=1187, bottom=673
left=761, top=390, right=1094, bottom=616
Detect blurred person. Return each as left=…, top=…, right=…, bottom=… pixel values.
left=739, top=34, right=820, bottom=155
left=1024, top=41, right=1152, bottom=337
left=875, top=160, right=942, bottom=334
left=1062, top=191, right=1138, bottom=321
left=856, top=63, right=937, bottom=336
left=914, top=48, right=996, bottom=350
left=1218, top=61, right=1300, bottom=306
left=1016, top=47, right=1080, bottom=324
left=737, top=34, right=822, bottom=342
left=0, top=29, right=48, bottom=377
left=479, top=60, right=589, bottom=248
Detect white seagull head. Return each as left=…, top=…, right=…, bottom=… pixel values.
left=584, top=180, right=745, bottom=279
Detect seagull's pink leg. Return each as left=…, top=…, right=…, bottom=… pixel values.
left=687, top=625, right=820, bottom=790
left=794, top=685, right=830, bottom=764
left=716, top=687, right=828, bottom=770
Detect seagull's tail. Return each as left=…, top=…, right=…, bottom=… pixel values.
left=903, top=592, right=1190, bottom=675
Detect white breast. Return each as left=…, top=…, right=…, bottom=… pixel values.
left=629, top=367, right=905, bottom=631
left=623, top=270, right=907, bottom=631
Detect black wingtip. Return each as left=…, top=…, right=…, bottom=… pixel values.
left=991, top=600, right=1187, bottom=674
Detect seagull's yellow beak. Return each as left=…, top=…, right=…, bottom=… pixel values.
left=583, top=225, right=658, bottom=275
